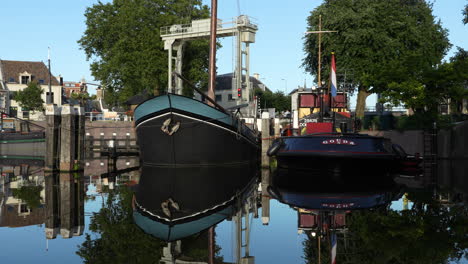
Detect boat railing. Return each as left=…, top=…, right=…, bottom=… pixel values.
left=290, top=132, right=378, bottom=138
left=172, top=72, right=227, bottom=113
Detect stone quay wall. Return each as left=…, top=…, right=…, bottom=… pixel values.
left=32, top=120, right=136, bottom=139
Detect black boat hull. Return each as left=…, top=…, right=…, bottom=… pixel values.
left=134, top=94, right=259, bottom=167
left=272, top=134, right=398, bottom=172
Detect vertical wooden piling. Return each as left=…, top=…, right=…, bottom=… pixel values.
left=74, top=106, right=86, bottom=170
left=261, top=169, right=270, bottom=225
left=59, top=105, right=76, bottom=172
left=45, top=171, right=59, bottom=239
left=45, top=104, right=60, bottom=171
left=274, top=118, right=280, bottom=137
left=60, top=173, right=75, bottom=238
left=261, top=115, right=271, bottom=168
left=74, top=172, right=85, bottom=237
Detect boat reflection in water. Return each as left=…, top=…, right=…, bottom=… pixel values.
left=268, top=167, right=401, bottom=236
left=132, top=165, right=258, bottom=242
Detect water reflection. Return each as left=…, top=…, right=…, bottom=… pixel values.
left=268, top=162, right=468, bottom=264
left=0, top=160, right=85, bottom=240
left=0, top=156, right=467, bottom=263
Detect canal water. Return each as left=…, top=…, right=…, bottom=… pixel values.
left=0, top=156, right=466, bottom=264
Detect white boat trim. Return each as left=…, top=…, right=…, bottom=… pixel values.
left=136, top=112, right=259, bottom=148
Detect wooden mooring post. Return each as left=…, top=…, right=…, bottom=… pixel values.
left=45, top=104, right=85, bottom=172
left=59, top=105, right=76, bottom=172
left=261, top=114, right=271, bottom=168
left=45, top=104, right=60, bottom=171
left=74, top=106, right=86, bottom=170
left=261, top=168, right=270, bottom=225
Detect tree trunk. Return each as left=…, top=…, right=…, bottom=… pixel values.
left=355, top=87, right=370, bottom=118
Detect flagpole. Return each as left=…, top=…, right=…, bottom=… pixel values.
left=318, top=235, right=321, bottom=264
left=318, top=15, right=322, bottom=88
left=328, top=52, right=332, bottom=95
left=47, top=47, right=53, bottom=104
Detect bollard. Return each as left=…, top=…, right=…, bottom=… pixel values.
left=59, top=105, right=76, bottom=172
left=45, top=104, right=60, bottom=171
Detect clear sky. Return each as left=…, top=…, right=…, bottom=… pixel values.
left=0, top=0, right=466, bottom=107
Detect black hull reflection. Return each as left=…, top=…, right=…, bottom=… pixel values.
left=133, top=165, right=257, bottom=241
left=269, top=168, right=400, bottom=211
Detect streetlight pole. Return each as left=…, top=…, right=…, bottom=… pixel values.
left=281, top=78, right=287, bottom=94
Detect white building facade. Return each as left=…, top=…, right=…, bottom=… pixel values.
left=0, top=60, right=63, bottom=120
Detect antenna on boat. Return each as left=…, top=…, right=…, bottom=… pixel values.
left=207, top=0, right=218, bottom=106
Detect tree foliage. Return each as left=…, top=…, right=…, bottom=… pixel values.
left=71, top=92, right=97, bottom=105
left=303, top=202, right=468, bottom=264
left=303, top=0, right=450, bottom=117
left=12, top=185, right=43, bottom=209
left=77, top=186, right=165, bottom=263
left=463, top=4, right=468, bottom=24
left=77, top=184, right=224, bottom=263
left=382, top=47, right=468, bottom=116
left=254, top=88, right=291, bottom=112
left=14, top=81, right=44, bottom=112
left=78, top=0, right=210, bottom=107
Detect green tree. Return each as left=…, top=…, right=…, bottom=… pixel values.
left=71, top=92, right=97, bottom=106
left=254, top=88, right=291, bottom=112
left=77, top=186, right=165, bottom=263
left=12, top=185, right=43, bottom=209
left=78, top=0, right=210, bottom=107
left=77, top=184, right=225, bottom=263
left=303, top=0, right=450, bottom=118
left=303, top=200, right=468, bottom=264
left=463, top=4, right=468, bottom=24
left=14, top=81, right=44, bottom=112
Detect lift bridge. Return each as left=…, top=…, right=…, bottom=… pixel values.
left=161, top=15, right=258, bottom=107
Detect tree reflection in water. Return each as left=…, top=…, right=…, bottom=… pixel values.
left=303, top=193, right=468, bottom=264
left=77, top=185, right=223, bottom=263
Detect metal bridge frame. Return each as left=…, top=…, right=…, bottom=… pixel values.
left=161, top=16, right=257, bottom=105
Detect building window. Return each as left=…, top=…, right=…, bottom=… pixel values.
left=228, top=94, right=234, bottom=101
left=22, top=110, right=30, bottom=120
left=20, top=204, right=29, bottom=213
left=39, top=79, right=45, bottom=84
left=215, top=94, right=222, bottom=102
left=8, top=77, right=15, bottom=83
left=21, top=75, right=30, bottom=84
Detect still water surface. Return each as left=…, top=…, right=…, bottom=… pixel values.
left=0, top=157, right=466, bottom=263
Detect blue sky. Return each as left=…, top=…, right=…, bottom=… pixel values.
left=0, top=0, right=466, bottom=107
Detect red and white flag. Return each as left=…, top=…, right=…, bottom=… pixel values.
left=331, top=52, right=337, bottom=97
left=331, top=233, right=337, bottom=264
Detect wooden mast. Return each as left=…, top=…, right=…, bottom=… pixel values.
left=207, top=0, right=218, bottom=105
left=207, top=1, right=217, bottom=262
